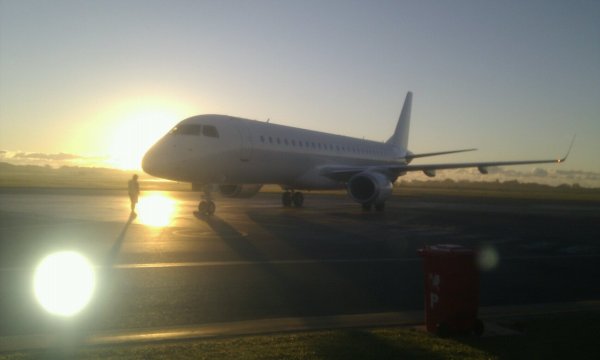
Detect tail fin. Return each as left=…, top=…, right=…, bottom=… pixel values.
left=386, top=91, right=412, bottom=150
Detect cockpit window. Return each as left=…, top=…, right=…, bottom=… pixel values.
left=169, top=124, right=202, bottom=135
left=202, top=125, right=219, bottom=138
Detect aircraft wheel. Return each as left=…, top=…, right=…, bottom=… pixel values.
left=375, top=203, right=385, bottom=212
left=198, top=201, right=216, bottom=216
left=282, top=192, right=292, bottom=207
left=361, top=203, right=372, bottom=212
left=198, top=201, right=208, bottom=214
left=292, top=192, right=304, bottom=207
left=207, top=200, right=216, bottom=215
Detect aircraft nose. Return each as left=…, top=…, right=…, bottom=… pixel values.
left=142, top=146, right=161, bottom=177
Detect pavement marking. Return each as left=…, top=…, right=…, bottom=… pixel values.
left=1, top=253, right=599, bottom=273
left=112, top=258, right=413, bottom=269
left=171, top=229, right=214, bottom=237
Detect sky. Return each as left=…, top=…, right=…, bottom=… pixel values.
left=1, top=1, right=599, bottom=182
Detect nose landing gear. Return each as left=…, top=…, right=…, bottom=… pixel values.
left=198, top=200, right=216, bottom=216
left=197, top=185, right=216, bottom=216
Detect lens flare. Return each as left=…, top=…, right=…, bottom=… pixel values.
left=477, top=245, right=500, bottom=271
left=33, top=251, right=95, bottom=317
left=136, top=194, right=176, bottom=227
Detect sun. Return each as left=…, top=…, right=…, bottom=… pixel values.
left=99, top=97, right=197, bottom=170
left=106, top=103, right=187, bottom=170
left=63, top=96, right=202, bottom=169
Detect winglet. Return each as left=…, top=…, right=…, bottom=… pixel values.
left=386, top=92, right=412, bottom=150
left=558, top=135, right=576, bottom=163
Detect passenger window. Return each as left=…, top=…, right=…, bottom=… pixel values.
left=202, top=125, right=219, bottom=138
left=292, top=140, right=296, bottom=146
left=260, top=136, right=265, bottom=143
left=277, top=138, right=281, bottom=144
left=284, top=139, right=289, bottom=145
left=269, top=136, right=273, bottom=144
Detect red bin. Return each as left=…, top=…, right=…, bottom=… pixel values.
left=418, top=244, right=484, bottom=336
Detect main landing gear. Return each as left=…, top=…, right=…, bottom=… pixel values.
left=197, top=185, right=216, bottom=216
left=282, top=191, right=304, bottom=208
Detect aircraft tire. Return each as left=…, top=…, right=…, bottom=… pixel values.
left=198, top=201, right=216, bottom=216
left=207, top=201, right=216, bottom=215
left=375, top=203, right=385, bottom=212
left=361, top=203, right=372, bottom=212
left=198, top=201, right=207, bottom=214
left=292, top=192, right=304, bottom=207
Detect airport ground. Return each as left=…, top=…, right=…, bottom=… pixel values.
left=0, top=187, right=599, bottom=355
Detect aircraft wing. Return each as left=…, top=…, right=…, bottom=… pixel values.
left=389, top=157, right=567, bottom=177
left=406, top=148, right=477, bottom=161
left=322, top=138, right=574, bottom=182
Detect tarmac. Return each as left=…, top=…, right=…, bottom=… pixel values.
left=1, top=188, right=599, bottom=351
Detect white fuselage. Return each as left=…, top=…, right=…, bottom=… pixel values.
left=142, top=115, right=408, bottom=190
left=142, top=92, right=568, bottom=213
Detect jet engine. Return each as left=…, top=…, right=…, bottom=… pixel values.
left=218, top=184, right=263, bottom=198
left=347, top=171, right=393, bottom=205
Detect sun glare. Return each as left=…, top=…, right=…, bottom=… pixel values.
left=136, top=193, right=176, bottom=227
left=33, top=251, right=96, bottom=317
left=106, top=104, right=185, bottom=170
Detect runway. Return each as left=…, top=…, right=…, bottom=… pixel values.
left=1, top=188, right=599, bottom=340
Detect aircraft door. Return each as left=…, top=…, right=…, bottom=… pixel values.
left=237, top=121, right=253, bottom=162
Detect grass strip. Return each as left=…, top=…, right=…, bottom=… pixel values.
left=2, top=312, right=598, bottom=359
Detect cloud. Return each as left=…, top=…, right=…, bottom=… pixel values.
left=13, top=152, right=81, bottom=161
left=0, top=151, right=109, bottom=168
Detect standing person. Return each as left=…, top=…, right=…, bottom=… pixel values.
left=128, top=174, right=140, bottom=213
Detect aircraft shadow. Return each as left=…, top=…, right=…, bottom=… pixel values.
left=195, top=212, right=330, bottom=320
left=245, top=211, right=421, bottom=313
left=195, top=212, right=263, bottom=259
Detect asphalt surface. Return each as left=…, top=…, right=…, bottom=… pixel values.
left=1, top=188, right=599, bottom=340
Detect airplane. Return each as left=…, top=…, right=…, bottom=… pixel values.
left=142, top=92, right=573, bottom=215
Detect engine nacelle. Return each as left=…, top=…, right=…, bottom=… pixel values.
left=423, top=169, right=436, bottom=178
left=347, top=171, right=393, bottom=205
left=218, top=184, right=263, bottom=198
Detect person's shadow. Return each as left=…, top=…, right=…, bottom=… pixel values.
left=63, top=212, right=135, bottom=348
left=104, top=212, right=135, bottom=267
